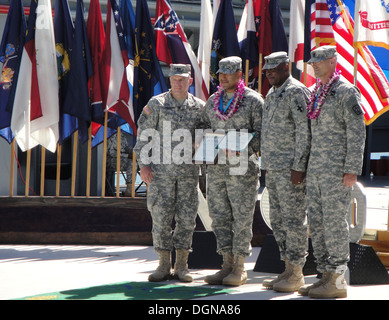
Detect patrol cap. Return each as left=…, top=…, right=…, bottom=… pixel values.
left=217, top=56, right=242, bottom=74
left=308, top=45, right=337, bottom=64
left=262, top=51, right=289, bottom=70
left=169, top=64, right=192, bottom=77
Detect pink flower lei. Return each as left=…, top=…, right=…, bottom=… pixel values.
left=307, top=69, right=341, bottom=119
left=213, top=79, right=246, bottom=120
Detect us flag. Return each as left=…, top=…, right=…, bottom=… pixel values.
left=308, top=0, right=389, bottom=124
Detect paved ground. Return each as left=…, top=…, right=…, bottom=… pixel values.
left=0, top=245, right=388, bottom=301
left=0, top=178, right=388, bottom=301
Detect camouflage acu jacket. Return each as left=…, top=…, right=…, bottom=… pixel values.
left=134, top=90, right=205, bottom=176
left=261, top=76, right=311, bottom=172
left=200, top=87, right=264, bottom=176
left=308, top=79, right=366, bottom=175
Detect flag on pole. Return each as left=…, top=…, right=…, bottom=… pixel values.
left=54, top=0, right=79, bottom=144
left=11, top=0, right=59, bottom=152
left=255, top=0, right=288, bottom=95
left=0, top=0, right=26, bottom=143
left=154, top=0, right=208, bottom=101
left=310, top=0, right=389, bottom=124
left=210, top=0, right=241, bottom=94
left=354, top=0, right=389, bottom=50
left=198, top=0, right=213, bottom=95
left=289, top=0, right=315, bottom=86
left=120, top=0, right=136, bottom=113
left=63, top=0, right=93, bottom=143
left=344, top=0, right=389, bottom=92
left=101, top=0, right=137, bottom=135
left=133, top=0, right=167, bottom=124
left=238, top=0, right=259, bottom=86
left=87, top=0, right=105, bottom=129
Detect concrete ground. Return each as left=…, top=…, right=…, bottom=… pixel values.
left=0, top=178, right=388, bottom=301
left=0, top=245, right=388, bottom=301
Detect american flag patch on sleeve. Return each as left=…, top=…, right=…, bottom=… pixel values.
left=143, top=105, right=152, bottom=116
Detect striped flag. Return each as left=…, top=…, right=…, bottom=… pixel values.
left=101, top=0, right=136, bottom=135
left=309, top=0, right=389, bottom=124
left=197, top=0, right=213, bottom=94
left=11, top=0, right=59, bottom=152
left=154, top=0, right=209, bottom=101
left=289, top=0, right=315, bottom=86
left=238, top=0, right=259, bottom=86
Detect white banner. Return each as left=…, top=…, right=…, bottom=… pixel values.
left=354, top=0, right=389, bottom=49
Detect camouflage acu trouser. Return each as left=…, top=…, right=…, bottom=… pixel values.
left=207, top=174, right=259, bottom=257
left=147, top=174, right=199, bottom=252
left=307, top=173, right=351, bottom=274
left=266, top=169, right=308, bottom=267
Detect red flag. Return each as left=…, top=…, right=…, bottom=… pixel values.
left=154, top=0, right=208, bottom=101
left=11, top=0, right=59, bottom=152
left=87, top=0, right=105, bottom=136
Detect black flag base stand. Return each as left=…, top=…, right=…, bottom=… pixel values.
left=254, top=234, right=389, bottom=285
left=172, top=231, right=223, bottom=269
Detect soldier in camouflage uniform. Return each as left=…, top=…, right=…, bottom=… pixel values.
left=201, top=56, right=263, bottom=286
left=298, top=46, right=365, bottom=299
left=260, top=52, right=311, bottom=293
left=106, top=132, right=134, bottom=196
left=133, top=64, right=205, bottom=283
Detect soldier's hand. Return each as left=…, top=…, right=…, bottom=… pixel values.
left=140, top=166, right=153, bottom=184
left=343, top=173, right=357, bottom=187
left=291, top=170, right=305, bottom=186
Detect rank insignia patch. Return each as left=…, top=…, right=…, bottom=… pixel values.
left=352, top=104, right=363, bottom=115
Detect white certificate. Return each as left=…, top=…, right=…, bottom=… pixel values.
left=193, top=133, right=225, bottom=164
left=217, top=131, right=254, bottom=152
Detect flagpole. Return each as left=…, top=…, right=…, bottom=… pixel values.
left=258, top=53, right=263, bottom=93
left=56, top=144, right=61, bottom=196
left=303, top=62, right=307, bottom=86
left=101, top=111, right=108, bottom=197
left=116, top=126, right=121, bottom=198
left=71, top=131, right=78, bottom=197
left=9, top=139, right=15, bottom=197
left=25, top=149, right=31, bottom=197
left=245, top=59, right=249, bottom=84
left=336, top=0, right=358, bottom=85
left=131, top=151, right=136, bottom=197
left=40, top=147, right=46, bottom=196
left=86, top=126, right=92, bottom=197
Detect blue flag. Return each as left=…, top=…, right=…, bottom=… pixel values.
left=120, top=0, right=136, bottom=61
left=0, top=0, right=26, bottom=143
left=133, top=0, right=167, bottom=124
left=210, top=0, right=241, bottom=94
left=54, top=0, right=78, bottom=144
left=63, top=0, right=93, bottom=143
left=269, top=0, right=288, bottom=53
left=304, top=0, right=315, bottom=63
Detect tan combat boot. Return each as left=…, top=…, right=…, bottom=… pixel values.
left=204, top=253, right=234, bottom=285
left=308, top=271, right=347, bottom=299
left=298, top=272, right=330, bottom=296
left=148, top=250, right=172, bottom=282
left=173, top=249, right=192, bottom=282
left=272, top=262, right=304, bottom=292
left=262, top=259, right=291, bottom=289
left=222, top=255, right=247, bottom=286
